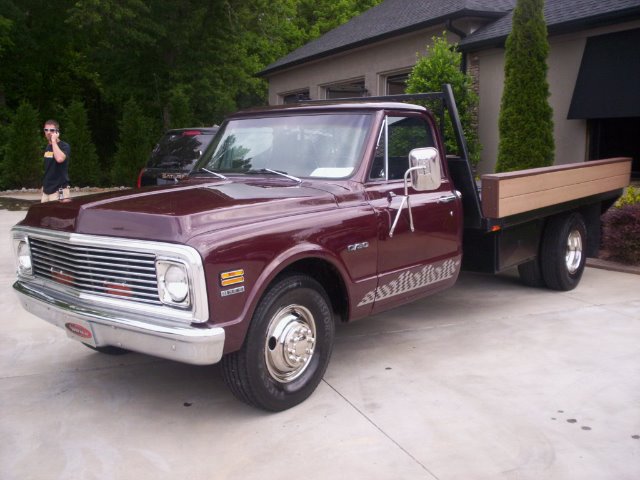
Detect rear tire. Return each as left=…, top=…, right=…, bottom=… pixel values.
left=222, top=274, right=335, bottom=411
left=540, top=213, right=587, bottom=291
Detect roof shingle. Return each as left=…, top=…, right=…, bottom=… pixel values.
left=260, top=0, right=515, bottom=76
left=261, top=0, right=640, bottom=76
left=460, top=0, right=640, bottom=49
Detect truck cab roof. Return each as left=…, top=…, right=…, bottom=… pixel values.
left=229, top=101, right=429, bottom=118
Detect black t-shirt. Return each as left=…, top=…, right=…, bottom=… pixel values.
left=43, top=141, right=71, bottom=194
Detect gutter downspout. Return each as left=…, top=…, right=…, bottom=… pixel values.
left=446, top=19, right=467, bottom=73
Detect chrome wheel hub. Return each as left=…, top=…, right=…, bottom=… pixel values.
left=565, top=229, right=583, bottom=274
left=265, top=305, right=316, bottom=383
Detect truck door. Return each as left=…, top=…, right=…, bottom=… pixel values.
left=362, top=114, right=462, bottom=313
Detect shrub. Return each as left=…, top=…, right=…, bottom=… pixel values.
left=601, top=202, right=640, bottom=265
left=406, top=33, right=481, bottom=167
left=615, top=185, right=640, bottom=207
left=496, top=0, right=554, bottom=173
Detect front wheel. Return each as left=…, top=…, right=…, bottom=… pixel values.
left=541, top=213, right=587, bottom=291
left=222, top=275, right=335, bottom=411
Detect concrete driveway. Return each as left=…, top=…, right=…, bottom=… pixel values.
left=1, top=206, right=639, bottom=480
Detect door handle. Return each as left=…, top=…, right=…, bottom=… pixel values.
left=437, top=194, right=458, bottom=204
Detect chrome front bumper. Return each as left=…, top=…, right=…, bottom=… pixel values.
left=14, top=281, right=225, bottom=365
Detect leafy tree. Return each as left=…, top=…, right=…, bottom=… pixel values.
left=0, top=0, right=97, bottom=121
left=406, top=33, right=481, bottom=167
left=0, top=14, right=13, bottom=57
left=295, top=0, right=382, bottom=40
left=62, top=100, right=101, bottom=186
left=111, top=98, right=156, bottom=186
left=496, top=0, right=554, bottom=172
left=1, top=102, right=42, bottom=189
left=0, top=0, right=385, bottom=186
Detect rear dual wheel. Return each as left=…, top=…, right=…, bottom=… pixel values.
left=541, top=213, right=587, bottom=291
left=518, top=212, right=587, bottom=291
left=222, top=274, right=335, bottom=411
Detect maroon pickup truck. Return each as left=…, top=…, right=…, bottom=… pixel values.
left=12, top=86, right=631, bottom=411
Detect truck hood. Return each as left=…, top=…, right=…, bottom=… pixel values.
left=19, top=180, right=341, bottom=242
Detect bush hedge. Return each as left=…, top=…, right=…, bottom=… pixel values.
left=602, top=203, right=640, bottom=265
left=601, top=186, right=640, bottom=265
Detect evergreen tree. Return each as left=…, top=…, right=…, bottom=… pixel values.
left=1, top=102, right=41, bottom=189
left=496, top=0, right=554, bottom=172
left=406, top=33, right=481, bottom=167
left=111, top=98, right=156, bottom=186
left=167, top=85, right=194, bottom=129
left=63, top=100, right=101, bottom=187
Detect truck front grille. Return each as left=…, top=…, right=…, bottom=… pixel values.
left=29, top=237, right=161, bottom=305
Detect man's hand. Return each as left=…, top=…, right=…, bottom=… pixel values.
left=50, top=132, right=59, bottom=144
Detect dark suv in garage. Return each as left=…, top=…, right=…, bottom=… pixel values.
left=137, top=127, right=219, bottom=187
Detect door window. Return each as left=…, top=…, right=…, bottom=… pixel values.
left=369, top=116, right=436, bottom=181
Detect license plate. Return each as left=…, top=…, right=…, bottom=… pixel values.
left=64, top=318, right=97, bottom=347
left=160, top=173, right=187, bottom=180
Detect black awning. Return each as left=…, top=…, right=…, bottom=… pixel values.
left=568, top=28, right=640, bottom=119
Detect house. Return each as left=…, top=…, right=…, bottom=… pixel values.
left=259, top=0, right=640, bottom=175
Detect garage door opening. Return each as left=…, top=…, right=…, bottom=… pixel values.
left=589, top=118, right=640, bottom=179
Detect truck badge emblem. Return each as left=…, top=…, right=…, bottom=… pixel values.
left=64, top=322, right=93, bottom=339
left=221, top=286, right=245, bottom=297
left=347, top=242, right=369, bottom=252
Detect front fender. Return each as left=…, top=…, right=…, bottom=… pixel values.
left=189, top=206, right=379, bottom=354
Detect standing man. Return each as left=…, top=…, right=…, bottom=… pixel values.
left=42, top=119, right=71, bottom=203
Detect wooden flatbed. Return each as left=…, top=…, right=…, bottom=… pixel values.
left=481, top=157, right=632, bottom=218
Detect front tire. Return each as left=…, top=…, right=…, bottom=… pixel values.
left=222, top=275, right=335, bottom=411
left=541, top=213, right=587, bottom=291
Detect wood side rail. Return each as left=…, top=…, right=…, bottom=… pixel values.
left=481, top=157, right=632, bottom=219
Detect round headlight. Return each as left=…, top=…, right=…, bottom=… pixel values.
left=164, top=264, right=189, bottom=302
left=17, top=241, right=32, bottom=275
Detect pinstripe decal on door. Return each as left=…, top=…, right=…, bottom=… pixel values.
left=358, top=257, right=461, bottom=307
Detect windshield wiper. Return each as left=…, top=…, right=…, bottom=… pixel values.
left=195, top=167, right=228, bottom=180
left=247, top=168, right=301, bottom=183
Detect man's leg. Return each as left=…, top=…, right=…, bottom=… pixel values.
left=41, top=192, right=59, bottom=203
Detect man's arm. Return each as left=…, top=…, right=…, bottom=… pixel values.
left=50, top=132, right=67, bottom=163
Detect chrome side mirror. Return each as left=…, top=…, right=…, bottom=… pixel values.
left=409, top=147, right=442, bottom=191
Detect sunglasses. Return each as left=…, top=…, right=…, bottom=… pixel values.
left=43, top=128, right=58, bottom=133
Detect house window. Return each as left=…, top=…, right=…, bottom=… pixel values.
left=325, top=80, right=367, bottom=99
left=282, top=90, right=310, bottom=104
left=386, top=73, right=410, bottom=95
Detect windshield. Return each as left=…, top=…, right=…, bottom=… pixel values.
left=194, top=114, right=373, bottom=179
left=148, top=131, right=216, bottom=171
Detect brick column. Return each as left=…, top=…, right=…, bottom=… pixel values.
left=467, top=53, right=480, bottom=135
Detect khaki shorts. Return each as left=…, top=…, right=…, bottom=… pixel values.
left=42, top=187, right=71, bottom=203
